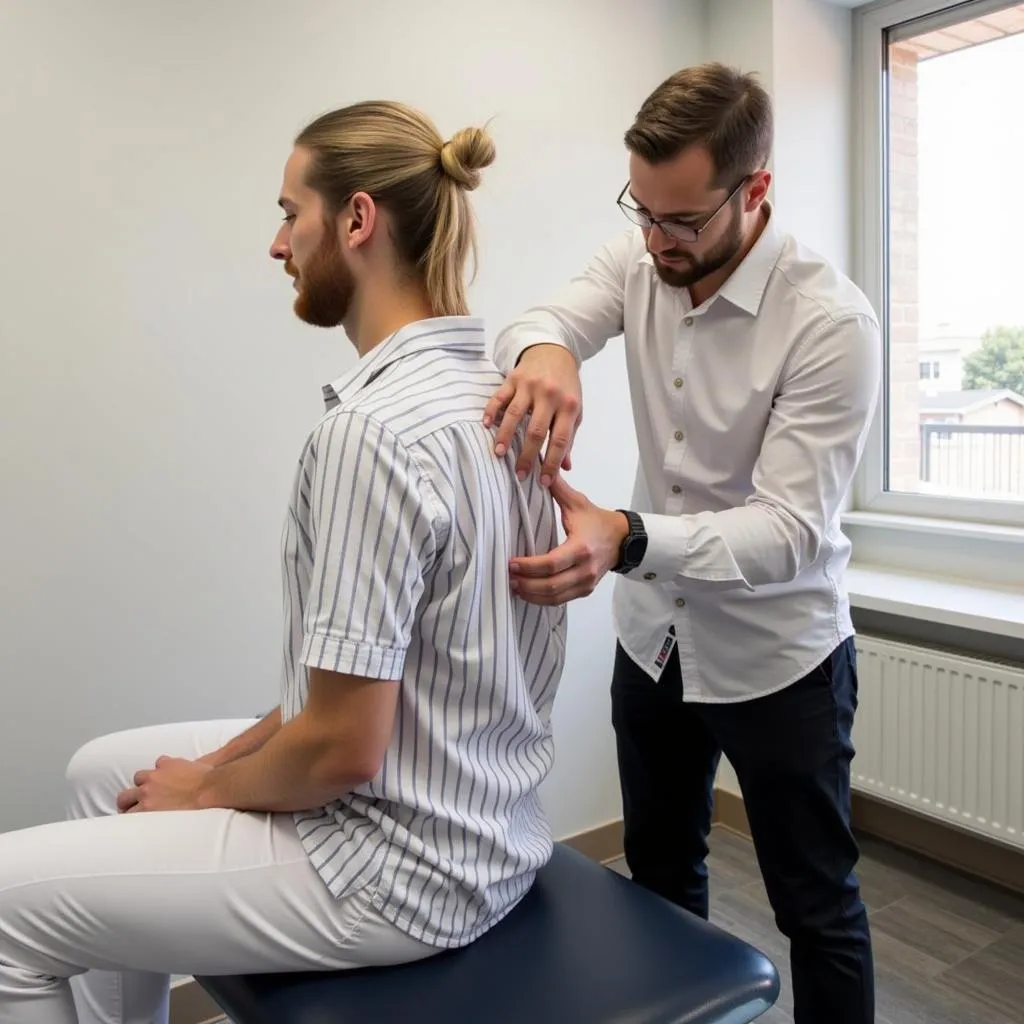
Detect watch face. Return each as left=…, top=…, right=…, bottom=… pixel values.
left=624, top=536, right=644, bottom=564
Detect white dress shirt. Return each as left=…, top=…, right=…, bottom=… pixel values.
left=281, top=317, right=567, bottom=947
left=494, top=206, right=881, bottom=701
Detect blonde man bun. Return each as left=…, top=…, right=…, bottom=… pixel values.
left=440, top=126, right=496, bottom=191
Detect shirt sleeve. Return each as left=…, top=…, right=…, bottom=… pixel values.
left=633, top=312, right=882, bottom=591
left=492, top=229, right=636, bottom=373
left=300, top=412, right=443, bottom=680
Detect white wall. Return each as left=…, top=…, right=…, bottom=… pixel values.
left=706, top=0, right=776, bottom=96
left=0, top=0, right=705, bottom=834
left=772, top=0, right=853, bottom=272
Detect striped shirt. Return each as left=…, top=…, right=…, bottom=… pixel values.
left=279, top=316, right=567, bottom=948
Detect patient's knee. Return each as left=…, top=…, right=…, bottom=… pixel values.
left=65, top=734, right=110, bottom=788
left=65, top=732, right=129, bottom=817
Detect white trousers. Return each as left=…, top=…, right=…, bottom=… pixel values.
left=0, top=719, right=436, bottom=1024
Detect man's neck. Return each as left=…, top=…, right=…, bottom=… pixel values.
left=687, top=205, right=769, bottom=309
left=347, top=281, right=437, bottom=358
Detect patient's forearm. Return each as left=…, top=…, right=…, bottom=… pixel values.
left=196, top=709, right=367, bottom=813
left=198, top=706, right=282, bottom=767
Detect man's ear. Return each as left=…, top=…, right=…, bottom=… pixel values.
left=746, top=170, right=772, bottom=211
left=345, top=192, right=377, bottom=251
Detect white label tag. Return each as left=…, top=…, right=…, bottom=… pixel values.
left=653, top=630, right=676, bottom=671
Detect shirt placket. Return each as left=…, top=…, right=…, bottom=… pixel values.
left=663, top=311, right=694, bottom=511
left=666, top=311, right=701, bottom=699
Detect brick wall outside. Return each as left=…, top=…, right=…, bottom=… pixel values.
left=887, top=44, right=922, bottom=492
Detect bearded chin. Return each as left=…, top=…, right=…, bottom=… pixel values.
left=294, top=283, right=350, bottom=328
left=292, top=231, right=354, bottom=328
left=653, top=258, right=700, bottom=288
left=653, top=231, right=743, bottom=290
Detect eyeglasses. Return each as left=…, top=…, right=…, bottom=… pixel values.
left=616, top=177, right=748, bottom=243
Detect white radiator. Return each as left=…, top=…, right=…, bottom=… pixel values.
left=853, top=634, right=1024, bottom=852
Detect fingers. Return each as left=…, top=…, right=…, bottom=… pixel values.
left=511, top=562, right=601, bottom=605
left=117, top=786, right=141, bottom=813
left=482, top=380, right=515, bottom=432
left=539, top=400, right=580, bottom=486
left=133, top=768, right=152, bottom=787
left=493, top=394, right=534, bottom=459
left=485, top=359, right=582, bottom=482
left=516, top=399, right=555, bottom=478
left=547, top=474, right=586, bottom=511
left=510, top=532, right=605, bottom=605
left=510, top=540, right=582, bottom=579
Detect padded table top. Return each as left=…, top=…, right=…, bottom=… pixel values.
left=198, top=843, right=780, bottom=1024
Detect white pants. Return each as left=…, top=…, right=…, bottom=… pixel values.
left=0, top=719, right=436, bottom=1024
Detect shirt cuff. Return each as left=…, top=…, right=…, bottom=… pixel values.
left=498, top=330, right=579, bottom=373
left=301, top=633, right=407, bottom=680
left=633, top=512, right=754, bottom=591
left=632, top=513, right=684, bottom=583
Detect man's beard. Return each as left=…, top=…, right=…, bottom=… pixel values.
left=651, top=202, right=744, bottom=289
left=289, top=228, right=354, bottom=328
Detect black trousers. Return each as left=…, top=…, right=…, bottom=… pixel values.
left=611, top=636, right=874, bottom=1024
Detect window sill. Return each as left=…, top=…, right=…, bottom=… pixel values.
left=842, top=510, right=1024, bottom=546
left=846, top=562, right=1024, bottom=642
left=841, top=510, right=1024, bottom=590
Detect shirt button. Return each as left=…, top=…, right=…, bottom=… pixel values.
left=684, top=316, right=694, bottom=326
left=671, top=484, right=682, bottom=494
left=643, top=571, right=657, bottom=580
left=676, top=597, right=686, bottom=608
left=674, top=430, right=684, bottom=442
left=673, top=377, right=684, bottom=389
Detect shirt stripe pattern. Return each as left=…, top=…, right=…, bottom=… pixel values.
left=279, top=317, right=567, bottom=948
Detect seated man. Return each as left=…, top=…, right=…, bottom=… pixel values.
left=0, top=100, right=566, bottom=1024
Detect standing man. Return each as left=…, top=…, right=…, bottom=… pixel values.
left=486, top=63, right=880, bottom=1024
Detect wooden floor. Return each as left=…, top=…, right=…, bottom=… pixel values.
left=609, top=826, right=1024, bottom=1024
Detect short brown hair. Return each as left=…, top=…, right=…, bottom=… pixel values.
left=624, top=62, right=773, bottom=189
left=296, top=101, right=495, bottom=318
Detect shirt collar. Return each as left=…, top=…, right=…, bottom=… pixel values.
left=322, top=315, right=486, bottom=409
left=638, top=201, right=786, bottom=317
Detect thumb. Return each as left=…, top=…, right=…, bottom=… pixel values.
left=548, top=474, right=587, bottom=511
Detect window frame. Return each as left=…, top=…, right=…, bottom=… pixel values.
left=852, top=0, right=1024, bottom=528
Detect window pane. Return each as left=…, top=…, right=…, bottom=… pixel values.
left=885, top=3, right=1024, bottom=502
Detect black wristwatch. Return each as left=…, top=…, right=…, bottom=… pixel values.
left=612, top=510, right=648, bottom=574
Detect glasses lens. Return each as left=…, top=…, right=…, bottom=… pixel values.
left=661, top=222, right=699, bottom=243
left=618, top=201, right=648, bottom=229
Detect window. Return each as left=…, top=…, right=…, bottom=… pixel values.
left=854, top=0, right=1024, bottom=525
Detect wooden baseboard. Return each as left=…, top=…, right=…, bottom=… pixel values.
left=712, top=786, right=751, bottom=837
left=559, top=818, right=625, bottom=863
left=711, top=786, right=1024, bottom=896
left=851, top=793, right=1024, bottom=896
left=170, top=977, right=224, bottom=1024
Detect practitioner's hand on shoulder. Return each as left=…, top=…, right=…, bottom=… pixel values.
left=483, top=344, right=582, bottom=486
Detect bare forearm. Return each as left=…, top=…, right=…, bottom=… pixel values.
left=198, top=706, right=282, bottom=768
left=196, top=710, right=367, bottom=813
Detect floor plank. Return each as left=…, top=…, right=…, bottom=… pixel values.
left=936, top=926, right=1024, bottom=1024
left=869, top=894, right=1002, bottom=966
left=606, top=826, right=1024, bottom=1024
